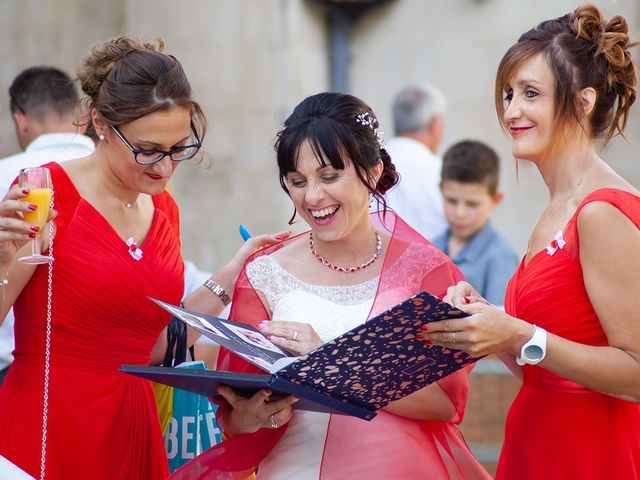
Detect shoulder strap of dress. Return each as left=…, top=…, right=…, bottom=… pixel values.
left=43, top=161, right=80, bottom=241
left=153, top=189, right=181, bottom=239
left=564, top=188, right=640, bottom=257
left=574, top=188, right=640, bottom=229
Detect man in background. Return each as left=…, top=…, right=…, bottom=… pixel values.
left=384, top=83, right=448, bottom=240
left=0, top=66, right=95, bottom=384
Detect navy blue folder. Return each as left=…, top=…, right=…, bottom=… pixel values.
left=122, top=291, right=478, bottom=421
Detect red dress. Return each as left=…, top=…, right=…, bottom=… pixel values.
left=498, top=189, right=640, bottom=479
left=0, top=162, right=184, bottom=479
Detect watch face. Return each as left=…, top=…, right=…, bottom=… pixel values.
left=524, top=345, right=543, bottom=361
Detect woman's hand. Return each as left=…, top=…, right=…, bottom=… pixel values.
left=217, top=386, right=298, bottom=435
left=257, top=321, right=324, bottom=356
left=225, top=230, right=291, bottom=279
left=443, top=280, right=490, bottom=308
left=0, top=185, right=57, bottom=264
left=418, top=301, right=533, bottom=358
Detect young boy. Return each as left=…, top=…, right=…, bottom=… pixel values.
left=432, top=140, right=518, bottom=306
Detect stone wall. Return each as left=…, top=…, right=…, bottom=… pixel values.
left=0, top=0, right=638, bottom=268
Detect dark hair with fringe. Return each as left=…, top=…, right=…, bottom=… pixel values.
left=274, top=92, right=398, bottom=224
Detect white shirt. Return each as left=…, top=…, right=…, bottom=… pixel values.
left=383, top=137, right=447, bottom=241
left=0, top=132, right=95, bottom=198
left=0, top=132, right=95, bottom=370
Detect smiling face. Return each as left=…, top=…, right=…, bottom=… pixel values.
left=287, top=139, right=379, bottom=242
left=502, top=54, right=556, bottom=162
left=101, top=106, right=193, bottom=195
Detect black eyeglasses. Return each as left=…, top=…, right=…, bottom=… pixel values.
left=111, top=124, right=202, bottom=165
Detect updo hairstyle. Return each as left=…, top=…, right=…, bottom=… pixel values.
left=275, top=92, right=398, bottom=223
left=495, top=3, right=637, bottom=146
left=77, top=35, right=206, bottom=140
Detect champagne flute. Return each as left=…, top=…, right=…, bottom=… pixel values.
left=19, top=167, right=54, bottom=264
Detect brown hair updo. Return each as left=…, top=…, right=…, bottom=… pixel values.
left=495, top=3, right=637, bottom=146
left=77, top=35, right=206, bottom=139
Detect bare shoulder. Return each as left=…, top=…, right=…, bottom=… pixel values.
left=578, top=195, right=640, bottom=261
left=270, top=233, right=308, bottom=268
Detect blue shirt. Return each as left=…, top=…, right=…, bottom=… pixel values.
left=433, top=221, right=519, bottom=306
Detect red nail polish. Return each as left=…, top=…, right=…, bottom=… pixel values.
left=22, top=189, right=29, bottom=195
left=28, top=204, right=37, bottom=212
left=419, top=325, right=428, bottom=331
left=29, top=233, right=36, bottom=238
left=464, top=296, right=471, bottom=304
left=30, top=225, right=40, bottom=232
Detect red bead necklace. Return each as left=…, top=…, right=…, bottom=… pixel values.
left=309, top=231, right=382, bottom=273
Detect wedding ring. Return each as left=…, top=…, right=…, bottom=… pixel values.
left=452, top=332, right=456, bottom=344
left=292, top=330, right=299, bottom=342
left=269, top=414, right=278, bottom=429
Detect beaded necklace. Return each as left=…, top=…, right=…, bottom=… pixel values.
left=309, top=231, right=382, bottom=273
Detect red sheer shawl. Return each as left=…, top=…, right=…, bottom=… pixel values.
left=170, top=212, right=487, bottom=480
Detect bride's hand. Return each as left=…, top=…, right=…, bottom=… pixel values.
left=216, top=386, right=298, bottom=435
left=258, top=321, right=324, bottom=356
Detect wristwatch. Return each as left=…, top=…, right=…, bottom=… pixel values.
left=516, top=325, right=547, bottom=366
left=203, top=279, right=231, bottom=307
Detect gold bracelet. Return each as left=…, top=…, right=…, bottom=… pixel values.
left=203, top=279, right=231, bottom=307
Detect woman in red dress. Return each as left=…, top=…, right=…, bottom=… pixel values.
left=421, top=4, right=640, bottom=479
left=0, top=36, right=285, bottom=479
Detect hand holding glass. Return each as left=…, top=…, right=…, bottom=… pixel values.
left=19, top=167, right=53, bottom=264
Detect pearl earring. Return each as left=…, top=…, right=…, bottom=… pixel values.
left=99, top=134, right=105, bottom=141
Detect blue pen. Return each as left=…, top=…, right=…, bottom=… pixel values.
left=239, top=224, right=252, bottom=241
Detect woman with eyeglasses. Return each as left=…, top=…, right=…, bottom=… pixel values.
left=0, top=36, right=287, bottom=480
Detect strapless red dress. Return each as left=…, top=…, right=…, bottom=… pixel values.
left=0, top=162, right=184, bottom=479
left=497, top=189, right=640, bottom=479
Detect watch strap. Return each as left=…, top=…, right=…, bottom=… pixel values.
left=516, top=325, right=547, bottom=366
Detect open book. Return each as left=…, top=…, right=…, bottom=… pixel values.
left=122, top=291, right=478, bottom=421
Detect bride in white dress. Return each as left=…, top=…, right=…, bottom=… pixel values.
left=185, top=92, right=490, bottom=480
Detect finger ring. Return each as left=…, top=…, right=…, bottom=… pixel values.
left=292, top=330, right=299, bottom=342
left=452, top=332, right=456, bottom=344
left=269, top=414, right=278, bottom=429
left=0, top=222, right=5, bottom=231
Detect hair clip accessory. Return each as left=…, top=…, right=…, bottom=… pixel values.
left=355, top=112, right=384, bottom=148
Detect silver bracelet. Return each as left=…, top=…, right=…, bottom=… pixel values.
left=203, top=279, right=231, bottom=307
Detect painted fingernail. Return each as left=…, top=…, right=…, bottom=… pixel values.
left=22, top=189, right=29, bottom=195
left=464, top=296, right=471, bottom=304
left=419, top=325, right=428, bottom=331
left=292, top=396, right=300, bottom=402
left=264, top=389, right=272, bottom=396
left=28, top=204, right=37, bottom=211
left=30, top=225, right=40, bottom=232
left=29, top=233, right=36, bottom=238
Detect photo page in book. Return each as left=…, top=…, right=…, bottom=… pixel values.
left=149, top=298, right=299, bottom=374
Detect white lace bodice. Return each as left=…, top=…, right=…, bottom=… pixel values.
left=245, top=256, right=377, bottom=342
left=244, top=240, right=449, bottom=343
